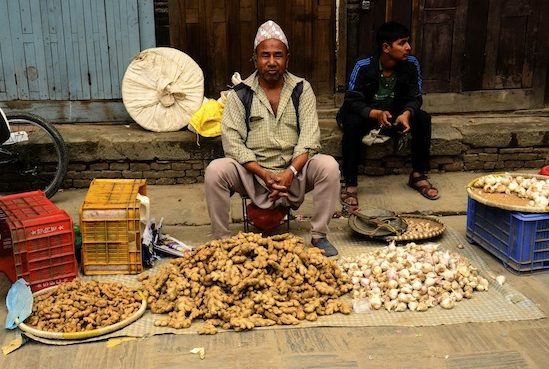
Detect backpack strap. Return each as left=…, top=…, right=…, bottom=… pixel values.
left=234, top=83, right=253, bottom=132
left=291, top=81, right=304, bottom=133
left=234, top=80, right=304, bottom=135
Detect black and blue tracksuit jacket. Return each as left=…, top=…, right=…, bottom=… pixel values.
left=339, top=52, right=424, bottom=120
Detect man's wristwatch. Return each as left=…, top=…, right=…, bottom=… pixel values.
left=289, top=165, right=298, bottom=176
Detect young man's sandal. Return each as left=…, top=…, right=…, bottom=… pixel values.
left=408, top=173, right=440, bottom=200
left=340, top=190, right=359, bottom=208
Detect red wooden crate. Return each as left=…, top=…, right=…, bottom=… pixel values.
left=0, top=191, right=78, bottom=291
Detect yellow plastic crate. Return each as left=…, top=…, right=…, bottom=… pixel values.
left=79, top=179, right=147, bottom=275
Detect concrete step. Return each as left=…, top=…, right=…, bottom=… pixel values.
left=44, top=112, right=549, bottom=189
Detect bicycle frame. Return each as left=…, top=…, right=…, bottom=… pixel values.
left=0, top=107, right=28, bottom=167
left=0, top=109, right=68, bottom=198
left=1, top=105, right=50, bottom=179
left=0, top=107, right=14, bottom=166
left=0, top=107, right=29, bottom=147
left=0, top=106, right=10, bottom=144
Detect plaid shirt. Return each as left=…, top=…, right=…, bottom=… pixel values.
left=221, top=71, right=320, bottom=171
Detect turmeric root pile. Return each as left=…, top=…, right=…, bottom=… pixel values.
left=140, top=232, right=352, bottom=334
left=25, top=280, right=143, bottom=333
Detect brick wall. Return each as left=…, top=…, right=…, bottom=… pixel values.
left=349, top=147, right=549, bottom=177
left=48, top=117, right=549, bottom=189
left=62, top=145, right=549, bottom=189
left=64, top=160, right=208, bottom=189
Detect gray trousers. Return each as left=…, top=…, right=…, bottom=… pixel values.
left=204, top=154, right=340, bottom=240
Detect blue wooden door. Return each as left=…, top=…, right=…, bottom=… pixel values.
left=0, top=0, right=155, bottom=101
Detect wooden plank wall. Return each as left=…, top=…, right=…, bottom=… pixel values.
left=259, top=0, right=335, bottom=103
left=345, top=0, right=548, bottom=109
left=414, top=0, right=545, bottom=101
left=482, top=0, right=536, bottom=90
left=169, top=0, right=335, bottom=104
left=0, top=1, right=18, bottom=100
left=7, top=0, right=49, bottom=100
left=416, top=0, right=467, bottom=93
left=0, top=0, right=155, bottom=102
left=138, top=0, right=156, bottom=49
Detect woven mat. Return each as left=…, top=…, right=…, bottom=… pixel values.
left=22, top=227, right=546, bottom=345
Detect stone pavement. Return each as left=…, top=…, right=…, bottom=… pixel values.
left=51, top=170, right=538, bottom=247
left=4, top=173, right=549, bottom=369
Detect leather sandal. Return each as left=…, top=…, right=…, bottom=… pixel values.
left=340, top=190, right=359, bottom=208
left=408, top=173, right=440, bottom=200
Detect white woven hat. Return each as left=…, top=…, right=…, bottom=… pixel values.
left=122, top=47, right=204, bottom=132
left=254, top=20, right=289, bottom=50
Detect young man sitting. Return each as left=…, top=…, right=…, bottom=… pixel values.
left=338, top=21, right=439, bottom=209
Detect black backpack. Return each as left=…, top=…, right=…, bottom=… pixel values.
left=233, top=81, right=304, bottom=137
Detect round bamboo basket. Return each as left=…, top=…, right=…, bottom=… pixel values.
left=466, top=172, right=549, bottom=213
left=17, top=285, right=147, bottom=340
left=348, top=208, right=408, bottom=238
left=387, top=215, right=446, bottom=242
left=349, top=211, right=445, bottom=242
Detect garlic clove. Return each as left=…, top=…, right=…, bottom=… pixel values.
left=440, top=297, right=455, bottom=309
left=369, top=294, right=382, bottom=310
left=416, top=301, right=429, bottom=311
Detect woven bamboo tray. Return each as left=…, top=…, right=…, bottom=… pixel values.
left=349, top=212, right=445, bottom=242
left=18, top=286, right=147, bottom=340
left=466, top=172, right=549, bottom=213
left=387, top=215, right=446, bottom=242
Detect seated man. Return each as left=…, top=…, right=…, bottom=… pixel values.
left=204, top=20, right=340, bottom=257
left=338, top=21, right=439, bottom=208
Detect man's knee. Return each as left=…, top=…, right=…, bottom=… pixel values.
left=313, top=154, right=340, bottom=180
left=205, top=158, right=232, bottom=184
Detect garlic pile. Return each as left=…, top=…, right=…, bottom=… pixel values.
left=338, top=242, right=489, bottom=312
left=400, top=219, right=439, bottom=237
left=472, top=173, right=549, bottom=208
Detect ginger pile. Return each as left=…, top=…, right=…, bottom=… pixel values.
left=140, top=232, right=352, bottom=334
left=25, top=280, right=142, bottom=332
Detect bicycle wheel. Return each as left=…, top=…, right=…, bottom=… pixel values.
left=0, top=112, right=68, bottom=198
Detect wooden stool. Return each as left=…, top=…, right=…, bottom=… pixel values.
left=240, top=194, right=291, bottom=232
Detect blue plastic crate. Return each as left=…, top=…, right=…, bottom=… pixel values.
left=466, top=197, right=549, bottom=272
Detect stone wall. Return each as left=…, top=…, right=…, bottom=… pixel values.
left=59, top=116, right=549, bottom=189
left=462, top=148, right=548, bottom=172
left=63, top=146, right=548, bottom=189
left=348, top=147, right=548, bottom=177
left=64, top=160, right=207, bottom=189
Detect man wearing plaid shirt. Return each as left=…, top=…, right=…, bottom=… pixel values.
left=204, top=20, right=340, bottom=257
